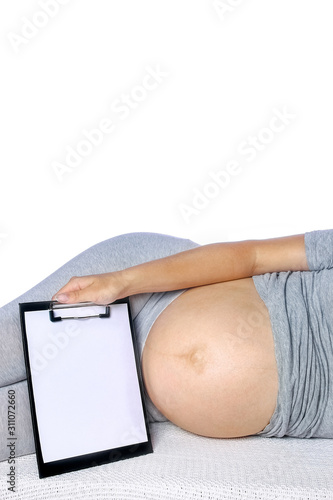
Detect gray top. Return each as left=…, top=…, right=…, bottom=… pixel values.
left=253, top=229, right=333, bottom=437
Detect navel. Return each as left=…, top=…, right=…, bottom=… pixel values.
left=180, top=345, right=207, bottom=375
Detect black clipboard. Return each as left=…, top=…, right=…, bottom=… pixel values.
left=19, top=299, right=153, bottom=478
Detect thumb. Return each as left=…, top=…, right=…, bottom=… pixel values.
left=53, top=275, right=96, bottom=304
left=55, top=288, right=94, bottom=304
left=54, top=293, right=70, bottom=303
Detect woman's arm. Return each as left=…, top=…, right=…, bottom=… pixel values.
left=125, top=233, right=309, bottom=293
left=52, top=233, right=309, bottom=304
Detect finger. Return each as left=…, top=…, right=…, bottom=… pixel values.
left=51, top=276, right=94, bottom=301
left=56, top=281, right=112, bottom=305
left=54, top=287, right=95, bottom=304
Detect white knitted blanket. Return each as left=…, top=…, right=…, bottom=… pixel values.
left=1, top=422, right=332, bottom=499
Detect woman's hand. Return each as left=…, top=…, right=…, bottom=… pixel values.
left=51, top=271, right=128, bottom=305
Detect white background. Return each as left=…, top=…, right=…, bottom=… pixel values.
left=0, top=0, right=332, bottom=306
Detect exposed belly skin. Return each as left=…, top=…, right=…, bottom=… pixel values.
left=142, top=277, right=279, bottom=438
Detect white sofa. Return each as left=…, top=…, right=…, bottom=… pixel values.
left=1, top=421, right=332, bottom=500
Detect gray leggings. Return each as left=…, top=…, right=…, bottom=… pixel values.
left=0, top=232, right=199, bottom=461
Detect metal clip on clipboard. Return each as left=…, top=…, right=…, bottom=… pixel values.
left=49, top=301, right=111, bottom=322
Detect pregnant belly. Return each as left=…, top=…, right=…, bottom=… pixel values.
left=141, top=278, right=278, bottom=438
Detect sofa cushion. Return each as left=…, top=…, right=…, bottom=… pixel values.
left=1, top=421, right=332, bottom=499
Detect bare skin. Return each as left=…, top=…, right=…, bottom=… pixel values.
left=52, top=233, right=308, bottom=438
left=142, top=278, right=278, bottom=438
